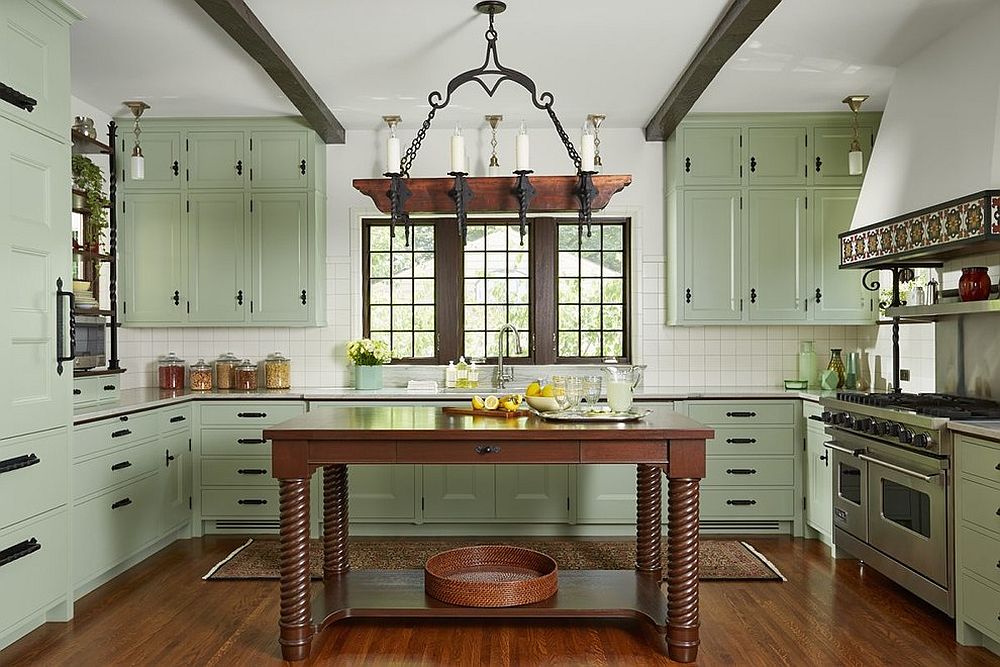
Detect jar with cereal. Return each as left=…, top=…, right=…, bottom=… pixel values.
left=234, top=359, right=258, bottom=391
left=158, top=352, right=185, bottom=390
left=190, top=358, right=213, bottom=391
left=214, top=351, right=239, bottom=390
left=264, top=352, right=291, bottom=389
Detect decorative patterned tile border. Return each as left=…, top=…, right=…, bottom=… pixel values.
left=840, top=190, right=1000, bottom=268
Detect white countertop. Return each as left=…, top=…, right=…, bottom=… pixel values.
left=948, top=420, right=1000, bottom=441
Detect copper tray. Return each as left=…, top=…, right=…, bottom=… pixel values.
left=424, top=545, right=558, bottom=608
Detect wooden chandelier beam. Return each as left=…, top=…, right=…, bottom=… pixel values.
left=192, top=0, right=346, bottom=144
left=644, top=0, right=781, bottom=141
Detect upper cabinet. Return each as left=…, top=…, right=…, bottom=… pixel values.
left=120, top=131, right=182, bottom=190
left=747, top=127, right=807, bottom=186
left=812, top=125, right=873, bottom=186
left=250, top=131, right=310, bottom=189
left=678, top=127, right=743, bottom=187
left=187, top=131, right=245, bottom=189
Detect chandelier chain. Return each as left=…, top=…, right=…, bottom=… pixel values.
left=400, top=107, right=438, bottom=177
left=546, top=105, right=582, bottom=171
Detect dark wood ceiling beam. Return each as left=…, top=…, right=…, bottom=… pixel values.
left=644, top=0, right=781, bottom=141
left=193, top=0, right=345, bottom=144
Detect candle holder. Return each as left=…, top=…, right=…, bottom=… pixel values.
left=512, top=169, right=535, bottom=245
left=448, top=171, right=473, bottom=243
left=383, top=171, right=412, bottom=245
left=575, top=170, right=598, bottom=239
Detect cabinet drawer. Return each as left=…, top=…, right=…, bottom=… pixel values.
left=700, top=488, right=795, bottom=518
left=73, top=375, right=122, bottom=407
left=704, top=458, right=794, bottom=487
left=0, top=510, right=68, bottom=635
left=202, top=459, right=277, bottom=487
left=959, top=526, right=1000, bottom=589
left=72, top=474, right=161, bottom=586
left=961, top=438, right=1000, bottom=486
left=687, top=401, right=795, bottom=425
left=74, top=412, right=159, bottom=459
left=201, top=428, right=272, bottom=457
left=707, top=426, right=794, bottom=456
left=961, top=479, right=1000, bottom=537
left=0, top=429, right=67, bottom=529
left=160, top=405, right=192, bottom=432
left=199, top=402, right=304, bottom=426
left=201, top=488, right=279, bottom=517
left=74, top=438, right=160, bottom=501
left=397, top=441, right=579, bottom=464
left=960, top=573, right=1000, bottom=641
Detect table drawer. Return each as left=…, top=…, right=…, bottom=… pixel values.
left=202, top=459, right=277, bottom=487
left=202, top=488, right=280, bottom=517
left=73, top=375, right=121, bottom=407
left=962, top=479, right=1000, bottom=537
left=201, top=428, right=272, bottom=457
left=75, top=412, right=159, bottom=460
left=700, top=488, right=795, bottom=518
left=960, top=573, right=1000, bottom=641
left=707, top=426, right=794, bottom=456
left=74, top=438, right=160, bottom=501
left=199, top=402, right=304, bottom=426
left=961, top=438, right=1000, bottom=486
left=397, top=441, right=579, bottom=464
left=0, top=429, right=68, bottom=530
left=959, top=526, right=1000, bottom=589
left=0, top=510, right=68, bottom=635
left=160, top=405, right=192, bottom=432
left=704, top=458, right=795, bottom=487
left=687, top=401, right=795, bottom=425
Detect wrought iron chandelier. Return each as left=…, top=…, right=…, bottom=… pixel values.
left=354, top=1, right=631, bottom=246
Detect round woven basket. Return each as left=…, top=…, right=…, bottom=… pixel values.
left=424, top=545, right=558, bottom=607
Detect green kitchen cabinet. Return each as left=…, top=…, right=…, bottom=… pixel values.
left=495, top=465, right=569, bottom=522
left=187, top=192, right=246, bottom=323
left=575, top=464, right=637, bottom=523
left=161, top=428, right=192, bottom=534
left=119, top=131, right=183, bottom=191
left=804, top=402, right=833, bottom=544
left=348, top=465, right=417, bottom=520
left=186, top=131, right=245, bottom=189
left=249, top=192, right=311, bottom=324
left=680, top=190, right=743, bottom=322
left=747, top=127, right=807, bottom=185
left=812, top=125, right=873, bottom=186
left=811, top=189, right=872, bottom=322
left=679, top=126, right=743, bottom=186
left=121, top=193, right=184, bottom=325
left=422, top=465, right=496, bottom=520
left=250, top=131, right=310, bottom=189
left=747, top=190, right=808, bottom=322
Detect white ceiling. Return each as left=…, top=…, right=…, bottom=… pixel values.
left=69, top=0, right=995, bottom=131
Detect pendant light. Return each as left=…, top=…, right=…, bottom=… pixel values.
left=842, top=95, right=868, bottom=176
left=485, top=114, right=503, bottom=176
left=587, top=114, right=605, bottom=173
left=124, top=101, right=150, bottom=180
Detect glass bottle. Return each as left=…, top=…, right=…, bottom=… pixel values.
left=234, top=359, right=258, bottom=391
left=264, top=352, right=291, bottom=389
left=455, top=356, right=468, bottom=389
left=215, top=351, right=240, bottom=390
left=827, top=348, right=847, bottom=389
left=189, top=358, right=213, bottom=391
left=158, top=352, right=185, bottom=390
left=798, top=341, right=817, bottom=388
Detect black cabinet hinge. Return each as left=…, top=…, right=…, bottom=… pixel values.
left=186, top=200, right=190, bottom=213
left=186, top=169, right=189, bottom=182
left=421, top=497, right=425, bottom=511
left=739, top=134, right=743, bottom=147
left=250, top=137, right=253, bottom=151
left=250, top=199, right=253, bottom=212
left=802, top=497, right=807, bottom=510
left=189, top=496, right=192, bottom=510
left=186, top=301, right=190, bottom=314
left=805, top=196, right=808, bottom=209
left=566, top=497, right=570, bottom=511
left=250, top=300, right=254, bottom=314
left=804, top=133, right=808, bottom=147
left=186, top=139, right=189, bottom=151
left=740, top=195, right=743, bottom=209
left=188, top=438, right=192, bottom=452
left=123, top=301, right=127, bottom=315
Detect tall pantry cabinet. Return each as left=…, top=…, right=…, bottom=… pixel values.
left=0, top=0, right=81, bottom=650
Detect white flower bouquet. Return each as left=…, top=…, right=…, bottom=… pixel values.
left=346, top=338, right=392, bottom=366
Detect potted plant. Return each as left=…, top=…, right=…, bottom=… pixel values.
left=347, top=338, right=392, bottom=390
left=71, top=155, right=109, bottom=253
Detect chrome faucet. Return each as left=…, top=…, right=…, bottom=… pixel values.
left=494, top=323, right=523, bottom=389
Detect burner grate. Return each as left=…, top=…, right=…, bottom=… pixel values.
left=835, top=391, right=1000, bottom=420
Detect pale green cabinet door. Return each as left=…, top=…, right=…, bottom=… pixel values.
left=747, top=127, right=807, bottom=185
left=681, top=127, right=742, bottom=186
left=161, top=429, right=192, bottom=533
left=495, top=465, right=569, bottom=521
left=812, top=125, right=873, bottom=186
left=249, top=192, right=309, bottom=323
left=186, top=131, right=246, bottom=189
left=0, top=124, right=72, bottom=439
left=806, top=423, right=833, bottom=537
left=422, top=465, right=495, bottom=520
left=120, top=131, right=182, bottom=190
left=747, top=190, right=808, bottom=322
left=576, top=464, right=636, bottom=523
left=122, top=193, right=185, bottom=324
left=811, top=190, right=872, bottom=322
left=348, top=465, right=416, bottom=520
left=682, top=190, right=743, bottom=321
left=187, top=192, right=246, bottom=323
left=250, top=131, right=309, bottom=189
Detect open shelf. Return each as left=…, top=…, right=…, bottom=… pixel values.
left=71, top=129, right=111, bottom=155
left=74, top=367, right=126, bottom=378
left=73, top=308, right=113, bottom=317
left=72, top=248, right=113, bottom=262
left=885, top=299, right=1000, bottom=320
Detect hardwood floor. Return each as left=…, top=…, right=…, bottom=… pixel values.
left=3, top=536, right=997, bottom=666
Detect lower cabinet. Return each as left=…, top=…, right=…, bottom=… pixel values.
left=0, top=510, right=69, bottom=643
left=803, top=402, right=833, bottom=544
left=421, top=464, right=570, bottom=522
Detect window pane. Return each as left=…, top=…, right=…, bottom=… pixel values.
left=558, top=278, right=579, bottom=302
left=558, top=251, right=579, bottom=277
left=465, top=305, right=486, bottom=329
left=370, top=279, right=391, bottom=304
left=413, top=225, right=434, bottom=251
left=509, top=278, right=529, bottom=304
left=392, top=253, right=412, bottom=276
left=465, top=252, right=486, bottom=278
left=370, top=253, right=390, bottom=278
left=485, top=225, right=508, bottom=250
left=603, top=251, right=624, bottom=275
left=413, top=278, right=434, bottom=304
left=370, top=305, right=391, bottom=330
left=486, top=252, right=507, bottom=277
left=369, top=227, right=391, bottom=251
left=392, top=305, right=413, bottom=330
left=559, top=305, right=579, bottom=329
left=465, top=331, right=486, bottom=359
left=486, top=278, right=507, bottom=304
left=558, top=225, right=579, bottom=251
left=391, top=279, right=412, bottom=304
left=580, top=251, right=602, bottom=277
left=603, top=225, right=623, bottom=250
left=558, top=332, right=579, bottom=356
left=603, top=278, right=624, bottom=302
left=580, top=305, right=602, bottom=329
left=486, top=305, right=508, bottom=331
left=509, top=252, right=529, bottom=276
left=414, top=332, right=436, bottom=358
left=392, top=331, right=413, bottom=358
left=413, top=253, right=434, bottom=277
left=604, top=304, right=624, bottom=329
left=603, top=331, right=623, bottom=357
left=580, top=278, right=602, bottom=303
left=581, top=230, right=601, bottom=251
left=414, top=305, right=435, bottom=331
left=581, top=330, right=601, bottom=356
left=508, top=305, right=529, bottom=329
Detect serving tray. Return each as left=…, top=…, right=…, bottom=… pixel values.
left=534, top=408, right=651, bottom=422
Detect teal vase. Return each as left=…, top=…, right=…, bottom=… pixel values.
left=354, top=365, right=383, bottom=390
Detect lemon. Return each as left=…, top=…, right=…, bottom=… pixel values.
left=525, top=382, right=541, bottom=397
left=484, top=395, right=500, bottom=410
left=501, top=399, right=518, bottom=412
left=540, top=384, right=555, bottom=397
left=471, top=395, right=485, bottom=410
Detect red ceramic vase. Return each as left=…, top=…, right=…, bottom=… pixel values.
left=958, top=267, right=991, bottom=302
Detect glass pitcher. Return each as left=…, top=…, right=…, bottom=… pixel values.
left=603, top=365, right=644, bottom=412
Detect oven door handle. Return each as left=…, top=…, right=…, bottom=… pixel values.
left=823, top=443, right=863, bottom=456
left=856, top=453, right=939, bottom=482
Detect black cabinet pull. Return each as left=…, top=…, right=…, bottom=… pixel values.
left=171, top=160, right=179, bottom=176
left=726, top=411, right=757, bottom=418
left=0, top=538, right=41, bottom=568
left=0, top=453, right=40, bottom=476
left=237, top=438, right=268, bottom=445
left=750, top=156, right=757, bottom=173
left=750, top=288, right=757, bottom=304
left=55, top=278, right=75, bottom=375
left=819, top=453, right=829, bottom=463
left=103, top=384, right=116, bottom=391
left=236, top=289, right=244, bottom=306
left=238, top=468, right=268, bottom=475
left=166, top=451, right=176, bottom=465
left=815, top=156, right=823, bottom=172
left=172, top=290, right=180, bottom=306
left=725, top=468, right=757, bottom=475
left=236, top=160, right=243, bottom=176
left=111, top=429, right=132, bottom=438
left=815, top=288, right=822, bottom=304
left=995, top=463, right=1000, bottom=471
left=110, top=461, right=132, bottom=471
left=685, top=288, right=692, bottom=304
left=237, top=412, right=267, bottom=418
left=299, top=159, right=307, bottom=175
left=726, top=438, right=757, bottom=444
left=111, top=497, right=133, bottom=510
left=120, top=415, right=129, bottom=422
left=684, top=157, right=691, bottom=173
left=169, top=415, right=186, bottom=423
left=73, top=388, right=82, bottom=395
left=807, top=415, right=825, bottom=422
left=238, top=499, right=268, bottom=505
left=0, top=82, right=37, bottom=112
left=475, top=445, right=501, bottom=455
left=726, top=499, right=757, bottom=506
left=300, top=289, right=307, bottom=305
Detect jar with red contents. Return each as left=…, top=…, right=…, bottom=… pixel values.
left=959, top=267, right=992, bottom=302
left=158, top=352, right=186, bottom=390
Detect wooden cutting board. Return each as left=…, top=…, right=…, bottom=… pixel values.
left=441, top=406, right=528, bottom=419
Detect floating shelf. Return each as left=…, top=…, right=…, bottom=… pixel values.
left=72, top=249, right=113, bottom=262
left=73, top=308, right=113, bottom=317
left=885, top=299, right=1000, bottom=320
left=73, top=367, right=126, bottom=378
left=71, top=129, right=111, bottom=155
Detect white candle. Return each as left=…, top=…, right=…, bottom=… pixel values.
left=386, top=136, right=400, bottom=173
left=450, top=125, right=465, bottom=173
left=581, top=128, right=595, bottom=172
left=515, top=122, right=530, bottom=171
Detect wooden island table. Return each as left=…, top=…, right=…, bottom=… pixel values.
left=265, top=405, right=711, bottom=662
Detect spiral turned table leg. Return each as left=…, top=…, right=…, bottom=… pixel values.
left=278, top=478, right=313, bottom=661
left=323, top=464, right=349, bottom=579
left=635, top=464, right=662, bottom=572
left=666, top=477, right=700, bottom=663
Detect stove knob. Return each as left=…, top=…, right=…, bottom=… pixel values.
left=898, top=427, right=913, bottom=444
left=843, top=415, right=856, bottom=430
left=886, top=422, right=901, bottom=437
left=821, top=411, right=833, bottom=424
left=912, top=433, right=934, bottom=449
left=873, top=421, right=888, bottom=436
left=856, top=418, right=874, bottom=433
left=833, top=412, right=846, bottom=426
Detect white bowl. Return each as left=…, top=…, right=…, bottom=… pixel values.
left=525, top=395, right=561, bottom=412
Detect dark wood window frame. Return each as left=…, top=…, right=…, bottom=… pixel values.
left=362, top=216, right=631, bottom=365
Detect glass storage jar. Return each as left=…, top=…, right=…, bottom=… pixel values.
left=190, top=358, right=213, bottom=391
left=264, top=352, right=291, bottom=389
left=234, top=359, right=258, bottom=391
left=215, top=351, right=239, bottom=390
left=158, top=352, right=186, bottom=390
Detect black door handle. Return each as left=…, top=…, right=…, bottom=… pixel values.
left=110, top=461, right=132, bottom=471
left=172, top=160, right=179, bottom=176
left=0, top=453, right=40, bottom=476
left=236, top=160, right=243, bottom=176
left=111, top=429, right=132, bottom=438
left=55, top=278, right=76, bottom=375
left=750, top=288, right=757, bottom=304
left=237, top=412, right=267, bottom=418
left=173, top=290, right=180, bottom=306
left=819, top=453, right=829, bottom=463
left=475, top=445, right=501, bottom=455
left=685, top=288, right=692, bottom=304
left=169, top=415, right=186, bottom=423
left=237, top=290, right=244, bottom=306
left=726, top=499, right=757, bottom=506
left=300, top=289, right=307, bottom=305
left=238, top=468, right=268, bottom=475
left=73, top=388, right=82, bottom=395
left=238, top=499, right=268, bottom=505
left=750, top=156, right=757, bottom=173
left=815, top=156, right=823, bottom=172
left=0, top=538, right=41, bottom=568
left=166, top=450, right=176, bottom=465
left=299, top=159, right=306, bottom=175
left=237, top=438, right=268, bottom=445
left=815, top=288, right=822, bottom=304
left=103, top=384, right=117, bottom=391
left=726, top=411, right=757, bottom=418
left=111, top=498, right=133, bottom=510
left=725, top=469, right=757, bottom=475
left=726, top=438, right=757, bottom=444
left=684, top=157, right=691, bottom=173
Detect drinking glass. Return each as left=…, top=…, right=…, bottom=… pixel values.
left=583, top=375, right=602, bottom=405
left=565, top=376, right=583, bottom=411
left=552, top=375, right=570, bottom=411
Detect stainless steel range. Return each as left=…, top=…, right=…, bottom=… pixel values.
left=819, top=392, right=1000, bottom=617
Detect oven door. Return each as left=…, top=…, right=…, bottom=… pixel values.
left=863, top=442, right=949, bottom=587
left=826, top=433, right=867, bottom=541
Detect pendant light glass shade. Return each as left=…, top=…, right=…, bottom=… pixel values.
left=848, top=149, right=863, bottom=176
left=130, top=147, right=145, bottom=181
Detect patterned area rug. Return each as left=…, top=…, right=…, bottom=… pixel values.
left=203, top=537, right=785, bottom=582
